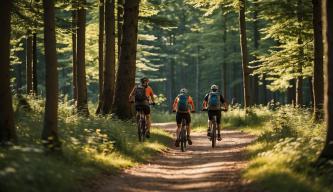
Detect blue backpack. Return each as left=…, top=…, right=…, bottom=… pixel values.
left=177, top=94, right=189, bottom=112
left=208, top=92, right=221, bottom=110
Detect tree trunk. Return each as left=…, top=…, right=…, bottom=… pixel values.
left=26, top=32, right=33, bottom=95
left=313, top=0, right=324, bottom=121
left=287, top=80, right=296, bottom=105
left=296, top=0, right=304, bottom=107
left=72, top=9, right=78, bottom=103
left=239, top=0, right=251, bottom=108
left=319, top=0, right=333, bottom=159
left=222, top=13, right=227, bottom=101
left=117, top=0, right=124, bottom=61
left=96, top=0, right=105, bottom=114
left=101, top=0, right=116, bottom=115
left=32, top=33, right=38, bottom=96
left=252, top=5, right=259, bottom=105
left=42, top=0, right=61, bottom=151
left=76, top=0, right=89, bottom=116
left=0, top=0, right=17, bottom=145
left=196, top=45, right=200, bottom=111
left=114, top=0, right=140, bottom=119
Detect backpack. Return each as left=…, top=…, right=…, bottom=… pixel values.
left=177, top=94, right=189, bottom=112
left=135, top=85, right=147, bottom=103
left=208, top=92, right=221, bottom=110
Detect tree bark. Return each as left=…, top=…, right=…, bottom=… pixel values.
left=32, top=33, right=38, bottom=96
left=313, top=0, right=324, bottom=121
left=222, top=13, right=227, bottom=101
left=252, top=4, right=259, bottom=105
left=296, top=0, right=304, bottom=107
left=96, top=0, right=105, bottom=114
left=26, top=32, right=33, bottom=95
left=101, top=0, right=116, bottom=115
left=319, top=0, right=333, bottom=159
left=239, top=0, right=251, bottom=108
left=72, top=9, right=78, bottom=103
left=76, top=0, right=89, bottom=116
left=114, top=0, right=140, bottom=119
left=117, top=0, right=124, bottom=61
left=0, top=0, right=17, bottom=145
left=42, top=0, right=61, bottom=151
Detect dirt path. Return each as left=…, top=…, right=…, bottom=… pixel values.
left=95, top=123, right=256, bottom=192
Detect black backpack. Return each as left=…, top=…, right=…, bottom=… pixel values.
left=135, top=85, right=147, bottom=102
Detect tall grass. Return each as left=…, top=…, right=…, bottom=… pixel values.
left=243, top=106, right=333, bottom=192
left=0, top=96, right=172, bottom=192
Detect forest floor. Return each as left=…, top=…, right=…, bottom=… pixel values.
left=90, top=122, right=256, bottom=192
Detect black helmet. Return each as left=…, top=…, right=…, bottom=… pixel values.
left=140, top=77, right=149, bottom=84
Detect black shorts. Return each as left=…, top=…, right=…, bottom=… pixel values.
left=208, top=110, right=221, bottom=124
left=176, top=112, right=191, bottom=125
left=135, top=104, right=150, bottom=115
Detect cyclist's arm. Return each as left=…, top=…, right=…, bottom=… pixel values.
left=220, top=94, right=228, bottom=110
left=172, top=97, right=178, bottom=111
left=129, top=86, right=136, bottom=101
left=202, top=94, right=209, bottom=109
left=188, top=96, right=195, bottom=111
left=149, top=87, right=155, bottom=103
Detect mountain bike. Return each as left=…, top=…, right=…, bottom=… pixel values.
left=137, top=109, right=148, bottom=142
left=203, top=107, right=227, bottom=148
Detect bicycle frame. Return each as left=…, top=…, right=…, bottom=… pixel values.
left=179, top=118, right=188, bottom=152
left=137, top=110, right=147, bottom=142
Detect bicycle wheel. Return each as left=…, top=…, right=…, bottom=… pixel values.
left=180, top=128, right=186, bottom=152
left=212, top=116, right=217, bottom=148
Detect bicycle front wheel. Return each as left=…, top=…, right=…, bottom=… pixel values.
left=180, top=128, right=186, bottom=152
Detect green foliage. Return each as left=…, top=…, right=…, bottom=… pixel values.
left=244, top=106, right=333, bottom=192
left=0, top=97, right=172, bottom=192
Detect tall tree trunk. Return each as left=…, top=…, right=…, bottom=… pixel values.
left=32, top=33, right=38, bottom=96
left=296, top=0, right=304, bottom=107
left=309, top=77, right=314, bottom=107
left=252, top=4, right=259, bottom=105
left=42, top=0, right=61, bottom=151
left=114, top=0, right=140, bottom=119
left=101, top=0, right=116, bottom=114
left=196, top=45, right=200, bottom=111
left=287, top=80, right=296, bottom=105
left=117, top=0, right=124, bottom=61
left=313, top=0, right=324, bottom=121
left=239, top=0, right=251, bottom=108
left=72, top=9, right=78, bottom=103
left=0, top=0, right=17, bottom=145
left=96, top=0, right=105, bottom=114
left=222, top=13, right=227, bottom=100
left=319, top=0, right=333, bottom=159
left=26, top=32, right=33, bottom=95
left=262, top=74, right=268, bottom=104
left=76, top=0, right=89, bottom=116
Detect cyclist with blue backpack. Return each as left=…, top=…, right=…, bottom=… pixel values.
left=202, top=84, right=228, bottom=141
left=172, top=88, right=195, bottom=147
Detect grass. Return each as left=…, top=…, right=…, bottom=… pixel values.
left=241, top=106, right=333, bottom=192
left=0, top=96, right=172, bottom=192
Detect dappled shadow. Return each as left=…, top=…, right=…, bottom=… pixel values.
left=93, top=124, right=256, bottom=192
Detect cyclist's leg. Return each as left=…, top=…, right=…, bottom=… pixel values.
left=207, top=110, right=213, bottom=136
left=186, top=113, right=192, bottom=145
left=175, top=112, right=182, bottom=147
left=216, top=110, right=222, bottom=140
left=144, top=105, right=151, bottom=137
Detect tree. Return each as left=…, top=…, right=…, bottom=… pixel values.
left=319, top=0, right=333, bottom=159
left=239, top=0, right=251, bottom=108
left=32, top=32, right=38, bottom=95
left=0, top=0, right=17, bottom=145
left=72, top=5, right=78, bottom=103
left=76, top=0, right=89, bottom=116
left=26, top=32, right=33, bottom=94
left=41, top=0, right=61, bottom=151
left=312, top=0, right=324, bottom=121
left=101, top=0, right=116, bottom=114
left=96, top=0, right=105, bottom=114
left=114, top=0, right=140, bottom=119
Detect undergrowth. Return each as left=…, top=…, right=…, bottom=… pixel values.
left=0, top=96, right=172, bottom=192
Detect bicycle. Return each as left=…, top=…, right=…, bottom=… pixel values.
left=179, top=118, right=188, bottom=152
left=137, top=109, right=148, bottom=142
left=202, top=107, right=227, bottom=148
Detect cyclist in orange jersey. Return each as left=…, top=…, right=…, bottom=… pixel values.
left=172, top=88, right=195, bottom=147
left=129, top=77, right=155, bottom=138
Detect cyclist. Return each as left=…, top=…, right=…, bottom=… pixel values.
left=202, top=84, right=228, bottom=141
left=172, top=88, right=195, bottom=147
left=129, top=77, right=155, bottom=138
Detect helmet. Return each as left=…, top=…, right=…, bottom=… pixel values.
left=180, top=88, right=188, bottom=94
left=211, top=84, right=218, bottom=91
left=140, top=77, right=149, bottom=84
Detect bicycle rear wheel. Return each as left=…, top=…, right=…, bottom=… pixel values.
left=180, top=126, right=186, bottom=152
